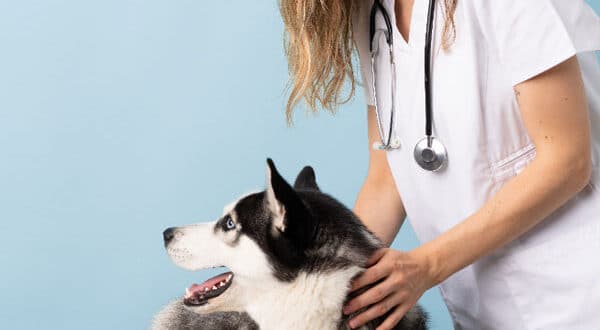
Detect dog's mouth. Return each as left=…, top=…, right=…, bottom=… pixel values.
left=183, top=270, right=234, bottom=306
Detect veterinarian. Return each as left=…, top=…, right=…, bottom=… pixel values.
left=279, top=0, right=600, bottom=329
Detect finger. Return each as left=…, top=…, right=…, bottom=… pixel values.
left=375, top=303, right=412, bottom=330
left=348, top=290, right=404, bottom=329
left=344, top=276, right=397, bottom=314
left=349, top=260, right=391, bottom=292
left=365, top=248, right=387, bottom=267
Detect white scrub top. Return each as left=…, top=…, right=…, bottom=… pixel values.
left=353, top=0, right=600, bottom=329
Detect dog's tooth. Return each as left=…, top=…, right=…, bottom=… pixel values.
left=227, top=274, right=232, bottom=281
left=212, top=285, right=218, bottom=290
left=219, top=282, right=225, bottom=287
left=204, top=287, right=209, bottom=292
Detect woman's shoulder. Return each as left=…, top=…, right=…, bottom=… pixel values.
left=459, top=0, right=600, bottom=86
left=460, top=0, right=600, bottom=51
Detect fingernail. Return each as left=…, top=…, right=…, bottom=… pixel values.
left=348, top=320, right=356, bottom=328
left=343, top=306, right=350, bottom=314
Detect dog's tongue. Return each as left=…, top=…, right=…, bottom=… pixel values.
left=185, top=272, right=233, bottom=298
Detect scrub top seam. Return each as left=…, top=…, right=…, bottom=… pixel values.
left=437, top=284, right=463, bottom=329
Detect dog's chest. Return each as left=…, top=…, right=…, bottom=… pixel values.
left=246, top=267, right=362, bottom=329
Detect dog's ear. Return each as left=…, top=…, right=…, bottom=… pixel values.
left=293, top=166, right=320, bottom=191
left=265, top=158, right=318, bottom=248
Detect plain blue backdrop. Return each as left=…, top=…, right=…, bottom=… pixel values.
left=0, top=1, right=598, bottom=329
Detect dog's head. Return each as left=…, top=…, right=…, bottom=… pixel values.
left=163, top=159, right=381, bottom=313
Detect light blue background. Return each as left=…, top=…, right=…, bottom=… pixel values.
left=0, top=1, right=598, bottom=329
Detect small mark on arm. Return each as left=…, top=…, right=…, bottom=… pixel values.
left=514, top=88, right=522, bottom=105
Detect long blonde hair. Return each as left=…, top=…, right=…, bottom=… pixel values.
left=279, top=0, right=457, bottom=123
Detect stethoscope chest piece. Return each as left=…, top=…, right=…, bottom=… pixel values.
left=413, top=136, right=447, bottom=171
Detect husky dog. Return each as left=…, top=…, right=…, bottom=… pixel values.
left=151, top=159, right=428, bottom=330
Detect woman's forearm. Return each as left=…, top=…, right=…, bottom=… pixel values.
left=415, top=155, right=591, bottom=286
left=355, top=107, right=408, bottom=247
left=354, top=174, right=407, bottom=247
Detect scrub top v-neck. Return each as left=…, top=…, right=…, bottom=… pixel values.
left=391, top=0, right=420, bottom=49
left=353, top=0, right=600, bottom=329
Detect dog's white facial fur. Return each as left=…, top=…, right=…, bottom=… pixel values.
left=166, top=219, right=274, bottom=280
left=165, top=217, right=277, bottom=316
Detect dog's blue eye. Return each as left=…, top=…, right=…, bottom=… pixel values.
left=225, top=216, right=235, bottom=230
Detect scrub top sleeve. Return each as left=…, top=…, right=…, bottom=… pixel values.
left=475, top=0, right=600, bottom=87
left=353, top=1, right=376, bottom=107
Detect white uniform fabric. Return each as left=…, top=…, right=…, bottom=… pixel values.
left=353, top=0, right=600, bottom=329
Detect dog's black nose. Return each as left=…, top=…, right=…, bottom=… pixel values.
left=163, top=227, right=176, bottom=245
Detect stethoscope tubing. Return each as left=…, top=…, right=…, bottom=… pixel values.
left=369, top=0, right=448, bottom=171
left=424, top=0, right=436, bottom=137
left=369, top=0, right=398, bottom=150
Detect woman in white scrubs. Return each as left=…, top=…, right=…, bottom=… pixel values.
left=279, top=0, right=600, bottom=329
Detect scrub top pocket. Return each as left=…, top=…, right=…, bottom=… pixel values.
left=489, top=143, right=537, bottom=184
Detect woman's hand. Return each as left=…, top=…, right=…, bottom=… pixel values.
left=343, top=247, right=436, bottom=330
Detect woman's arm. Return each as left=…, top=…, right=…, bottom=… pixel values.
left=418, top=55, right=592, bottom=285
left=344, top=55, right=593, bottom=329
left=353, top=106, right=406, bottom=247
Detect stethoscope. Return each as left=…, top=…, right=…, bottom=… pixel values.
left=369, top=0, right=448, bottom=172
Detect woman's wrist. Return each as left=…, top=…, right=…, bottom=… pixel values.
left=409, top=243, right=446, bottom=288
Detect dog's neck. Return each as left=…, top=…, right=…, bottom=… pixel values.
left=241, top=266, right=363, bottom=329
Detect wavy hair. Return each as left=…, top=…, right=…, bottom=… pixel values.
left=279, top=0, right=457, bottom=123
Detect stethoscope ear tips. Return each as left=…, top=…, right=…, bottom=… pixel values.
left=372, top=141, right=386, bottom=151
